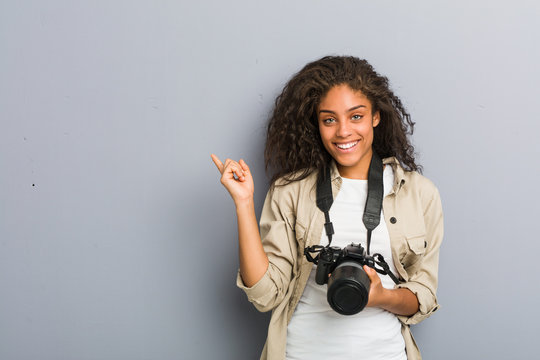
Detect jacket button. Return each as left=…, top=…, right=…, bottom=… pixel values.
left=390, top=217, right=397, bottom=224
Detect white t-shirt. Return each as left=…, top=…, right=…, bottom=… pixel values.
left=286, top=166, right=406, bottom=360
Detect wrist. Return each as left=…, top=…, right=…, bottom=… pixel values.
left=235, top=197, right=255, bottom=211
left=377, top=287, right=392, bottom=308
left=369, top=286, right=390, bottom=308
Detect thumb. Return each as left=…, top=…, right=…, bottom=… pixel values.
left=363, top=265, right=378, bottom=281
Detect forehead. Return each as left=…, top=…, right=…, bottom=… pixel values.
left=318, top=84, right=371, bottom=109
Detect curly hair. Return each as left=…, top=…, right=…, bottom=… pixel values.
left=264, top=55, right=420, bottom=185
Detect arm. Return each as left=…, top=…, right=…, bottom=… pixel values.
left=364, top=266, right=419, bottom=316
left=212, top=155, right=297, bottom=312
left=365, top=183, right=443, bottom=319
left=396, top=186, right=444, bottom=324
left=235, top=198, right=269, bottom=287
left=211, top=154, right=268, bottom=287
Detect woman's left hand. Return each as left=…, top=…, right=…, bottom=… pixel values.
left=363, top=265, right=386, bottom=308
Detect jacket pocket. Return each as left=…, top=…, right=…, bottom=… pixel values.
left=400, top=234, right=426, bottom=270
left=407, top=235, right=427, bottom=255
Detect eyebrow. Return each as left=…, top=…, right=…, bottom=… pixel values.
left=319, top=105, right=367, bottom=114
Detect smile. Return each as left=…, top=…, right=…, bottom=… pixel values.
left=335, top=141, right=359, bottom=150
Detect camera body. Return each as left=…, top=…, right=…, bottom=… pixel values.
left=314, top=243, right=375, bottom=315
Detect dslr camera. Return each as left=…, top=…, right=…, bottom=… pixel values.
left=304, top=243, right=396, bottom=315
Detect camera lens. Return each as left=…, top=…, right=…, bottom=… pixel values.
left=327, top=261, right=371, bottom=315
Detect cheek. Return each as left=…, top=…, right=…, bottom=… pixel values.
left=359, top=123, right=375, bottom=138
left=318, top=128, right=334, bottom=152
left=318, top=126, right=331, bottom=143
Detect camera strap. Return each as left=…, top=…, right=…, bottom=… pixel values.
left=316, top=151, right=383, bottom=254
left=312, top=152, right=399, bottom=285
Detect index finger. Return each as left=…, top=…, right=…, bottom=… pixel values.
left=210, top=154, right=224, bottom=173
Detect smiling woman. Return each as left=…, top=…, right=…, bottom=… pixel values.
left=211, top=56, right=443, bottom=360
left=317, top=84, right=380, bottom=179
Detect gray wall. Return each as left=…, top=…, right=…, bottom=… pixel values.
left=1, top=1, right=539, bottom=359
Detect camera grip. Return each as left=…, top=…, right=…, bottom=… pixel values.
left=315, top=262, right=330, bottom=285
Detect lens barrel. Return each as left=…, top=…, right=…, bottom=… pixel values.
left=327, top=261, right=371, bottom=315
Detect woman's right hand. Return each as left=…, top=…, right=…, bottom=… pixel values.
left=211, top=154, right=268, bottom=287
left=211, top=154, right=254, bottom=204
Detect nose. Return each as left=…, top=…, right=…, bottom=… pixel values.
left=336, top=119, right=352, bottom=138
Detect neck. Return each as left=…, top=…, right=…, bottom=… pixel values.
left=336, top=150, right=373, bottom=180
left=338, top=165, right=368, bottom=179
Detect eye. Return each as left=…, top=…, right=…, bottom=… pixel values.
left=322, top=117, right=336, bottom=124
left=352, top=114, right=363, bottom=121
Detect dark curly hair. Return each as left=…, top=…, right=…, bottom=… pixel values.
left=264, top=55, right=420, bottom=185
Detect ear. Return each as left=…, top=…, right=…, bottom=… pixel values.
left=373, top=111, right=381, bottom=127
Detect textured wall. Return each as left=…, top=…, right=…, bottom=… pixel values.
left=1, top=1, right=539, bottom=359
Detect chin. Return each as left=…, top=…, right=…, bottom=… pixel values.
left=334, top=154, right=360, bottom=164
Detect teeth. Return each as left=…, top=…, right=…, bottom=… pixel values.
left=336, top=141, right=358, bottom=149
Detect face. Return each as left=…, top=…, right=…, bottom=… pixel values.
left=318, top=84, right=380, bottom=179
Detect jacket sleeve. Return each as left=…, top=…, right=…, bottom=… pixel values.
left=236, top=186, right=297, bottom=313
left=397, top=186, right=444, bottom=325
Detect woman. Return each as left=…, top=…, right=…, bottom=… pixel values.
left=211, top=56, right=443, bottom=360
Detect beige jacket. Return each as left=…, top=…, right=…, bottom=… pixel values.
left=237, top=157, right=444, bottom=360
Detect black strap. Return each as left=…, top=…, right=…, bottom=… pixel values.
left=363, top=151, right=384, bottom=254
left=316, top=164, right=334, bottom=244
left=316, top=152, right=383, bottom=254
left=372, top=253, right=400, bottom=284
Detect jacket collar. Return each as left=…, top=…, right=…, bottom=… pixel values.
left=329, top=160, right=341, bottom=181
left=383, top=156, right=406, bottom=194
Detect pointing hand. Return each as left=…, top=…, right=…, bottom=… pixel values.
left=211, top=154, right=254, bottom=204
